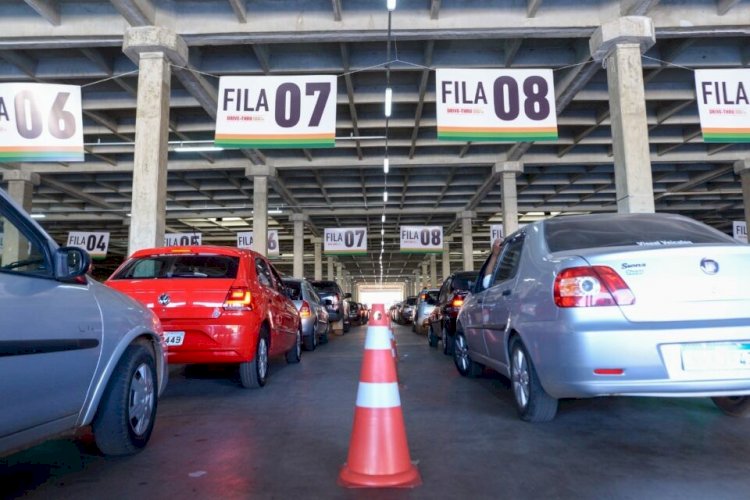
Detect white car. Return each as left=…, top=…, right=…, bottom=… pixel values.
left=0, top=187, right=168, bottom=457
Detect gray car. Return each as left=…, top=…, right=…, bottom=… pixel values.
left=412, top=288, right=439, bottom=335
left=282, top=277, right=330, bottom=350
left=0, top=187, right=168, bottom=457
left=455, top=212, right=750, bottom=422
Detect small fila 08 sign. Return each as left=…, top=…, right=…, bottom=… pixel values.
left=324, top=227, right=367, bottom=255
left=400, top=226, right=443, bottom=253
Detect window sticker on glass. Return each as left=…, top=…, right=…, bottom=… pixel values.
left=635, top=240, right=693, bottom=247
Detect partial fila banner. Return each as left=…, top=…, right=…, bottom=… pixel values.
left=695, top=69, right=750, bottom=143
left=400, top=226, right=443, bottom=253
left=324, top=227, right=367, bottom=255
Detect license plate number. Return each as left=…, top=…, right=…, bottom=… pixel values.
left=681, top=343, right=750, bottom=371
left=164, top=331, right=185, bottom=346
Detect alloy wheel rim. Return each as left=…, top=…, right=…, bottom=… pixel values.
left=258, top=338, right=268, bottom=379
left=512, top=347, right=530, bottom=409
left=128, top=362, right=154, bottom=436
left=456, top=335, right=469, bottom=370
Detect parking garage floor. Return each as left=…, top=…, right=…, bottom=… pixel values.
left=4, top=321, right=750, bottom=500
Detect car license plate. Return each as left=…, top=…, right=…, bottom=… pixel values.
left=681, top=343, right=750, bottom=371
left=164, top=331, right=185, bottom=346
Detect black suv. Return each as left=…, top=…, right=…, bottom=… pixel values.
left=427, top=271, right=479, bottom=355
left=310, top=280, right=351, bottom=333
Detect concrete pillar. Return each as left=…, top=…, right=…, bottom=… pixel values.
left=123, top=27, right=188, bottom=255
left=246, top=165, right=276, bottom=257
left=735, top=160, right=750, bottom=234
left=2, top=170, right=40, bottom=264
left=413, top=270, right=420, bottom=295
left=421, top=261, right=429, bottom=289
left=430, top=254, right=437, bottom=288
left=459, top=211, right=475, bottom=271
left=336, top=262, right=343, bottom=284
left=2, top=170, right=39, bottom=212
left=498, top=161, right=524, bottom=235
left=442, top=238, right=451, bottom=281
left=327, top=256, right=334, bottom=280
left=590, top=17, right=656, bottom=214
left=312, top=237, right=322, bottom=281
left=290, top=213, right=307, bottom=278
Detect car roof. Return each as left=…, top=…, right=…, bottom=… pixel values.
left=128, top=245, right=261, bottom=259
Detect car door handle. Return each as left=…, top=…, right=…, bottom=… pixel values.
left=502, top=289, right=511, bottom=296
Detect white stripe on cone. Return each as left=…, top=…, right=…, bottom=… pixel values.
left=356, top=382, right=401, bottom=408
left=364, top=326, right=393, bottom=350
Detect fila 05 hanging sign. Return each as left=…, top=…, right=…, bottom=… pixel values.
left=435, top=68, right=557, bottom=142
left=215, top=75, right=337, bottom=148
left=695, top=69, right=750, bottom=142
left=0, top=83, right=84, bottom=162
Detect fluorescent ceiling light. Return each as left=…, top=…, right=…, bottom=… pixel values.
left=268, top=208, right=283, bottom=214
left=383, top=190, right=388, bottom=202
left=381, top=214, right=386, bottom=223
left=30, top=213, right=46, bottom=219
left=383, top=158, right=389, bottom=173
left=174, top=145, right=224, bottom=153
left=387, top=0, right=396, bottom=10
left=384, top=88, right=392, bottom=117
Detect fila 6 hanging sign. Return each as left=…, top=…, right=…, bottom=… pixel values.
left=435, top=68, right=557, bottom=142
left=695, top=69, right=750, bottom=142
left=215, top=75, right=337, bottom=149
left=0, top=83, right=84, bottom=162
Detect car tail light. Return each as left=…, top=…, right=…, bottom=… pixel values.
left=223, top=287, right=253, bottom=310
left=451, top=297, right=464, bottom=307
left=300, top=300, right=312, bottom=318
left=554, top=266, right=635, bottom=308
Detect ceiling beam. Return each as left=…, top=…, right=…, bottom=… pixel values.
left=654, top=165, right=734, bottom=200
left=527, top=0, right=543, bottom=17
left=23, top=0, right=60, bottom=26
left=621, top=0, right=660, bottom=15
left=340, top=43, right=363, bottom=160
left=331, top=0, right=342, bottom=21
left=430, top=0, right=441, bottom=20
left=0, top=50, right=38, bottom=79
left=717, top=0, right=741, bottom=15
left=408, top=41, right=435, bottom=159
left=504, top=39, right=522, bottom=67
left=228, top=0, right=247, bottom=23
left=39, top=176, right=123, bottom=212
left=109, top=0, right=155, bottom=26
left=251, top=44, right=270, bottom=73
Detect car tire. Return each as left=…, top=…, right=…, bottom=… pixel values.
left=711, top=396, right=750, bottom=417
left=442, top=325, right=454, bottom=356
left=286, top=328, right=302, bottom=364
left=427, top=324, right=439, bottom=348
left=92, top=343, right=157, bottom=456
left=240, top=332, right=269, bottom=389
left=453, top=331, right=483, bottom=378
left=343, top=321, right=350, bottom=333
left=320, top=323, right=329, bottom=345
left=509, top=337, right=558, bottom=422
left=304, top=324, right=316, bottom=351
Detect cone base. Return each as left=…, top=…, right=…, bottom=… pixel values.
left=338, top=463, right=421, bottom=489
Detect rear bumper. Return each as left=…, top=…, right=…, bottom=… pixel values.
left=521, top=318, right=750, bottom=399
left=161, top=314, right=261, bottom=364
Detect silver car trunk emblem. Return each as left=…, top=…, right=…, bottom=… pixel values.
left=700, top=258, right=719, bottom=275
left=158, top=293, right=171, bottom=306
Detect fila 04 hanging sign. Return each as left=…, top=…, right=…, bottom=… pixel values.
left=435, top=68, right=557, bottom=142
left=0, top=83, right=84, bottom=162
left=215, top=75, right=337, bottom=149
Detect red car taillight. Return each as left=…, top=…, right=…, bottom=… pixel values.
left=451, top=297, right=464, bottom=307
left=223, top=287, right=253, bottom=310
left=300, top=300, right=312, bottom=318
left=554, top=266, right=635, bottom=308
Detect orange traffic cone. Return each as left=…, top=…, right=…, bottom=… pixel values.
left=338, top=304, right=421, bottom=488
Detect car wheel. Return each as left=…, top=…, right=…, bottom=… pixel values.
left=427, top=324, right=438, bottom=348
left=320, top=323, right=329, bottom=345
left=92, top=343, right=157, bottom=456
left=509, top=337, right=558, bottom=422
left=712, top=396, right=750, bottom=417
left=442, top=325, right=454, bottom=356
left=304, top=324, right=316, bottom=351
left=240, top=333, right=269, bottom=389
left=286, top=328, right=302, bottom=364
left=343, top=321, right=350, bottom=333
left=453, top=332, right=483, bottom=378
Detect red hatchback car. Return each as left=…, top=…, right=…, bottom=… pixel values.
left=106, top=245, right=301, bottom=388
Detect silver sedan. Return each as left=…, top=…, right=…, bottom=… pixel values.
left=455, top=213, right=750, bottom=422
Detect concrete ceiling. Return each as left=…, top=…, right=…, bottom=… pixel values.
left=1, top=0, right=749, bottom=281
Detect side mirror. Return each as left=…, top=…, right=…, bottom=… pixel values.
left=324, top=298, right=333, bottom=306
left=54, top=246, right=90, bottom=282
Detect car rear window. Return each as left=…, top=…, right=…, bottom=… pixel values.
left=544, top=215, right=735, bottom=253
left=311, top=281, right=339, bottom=295
left=283, top=280, right=302, bottom=300
left=111, top=254, right=239, bottom=279
left=406, top=297, right=417, bottom=305
left=453, top=272, right=478, bottom=291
